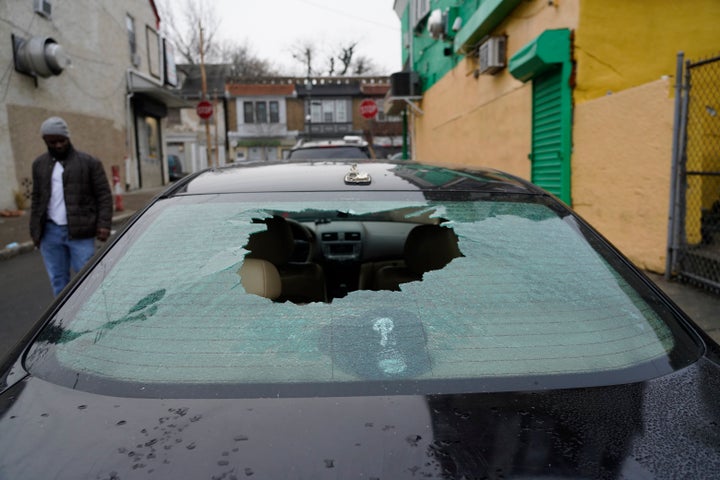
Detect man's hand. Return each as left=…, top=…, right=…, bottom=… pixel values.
left=33, top=237, right=41, bottom=249
left=96, top=228, right=111, bottom=242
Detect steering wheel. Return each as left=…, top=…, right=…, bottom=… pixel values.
left=285, top=218, right=317, bottom=262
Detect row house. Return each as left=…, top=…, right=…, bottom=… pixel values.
left=227, top=79, right=297, bottom=162
left=387, top=0, right=720, bottom=278
left=0, top=0, right=185, bottom=210
left=230, top=76, right=403, bottom=161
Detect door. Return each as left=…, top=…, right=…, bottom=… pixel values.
left=136, top=116, right=163, bottom=188
left=531, top=66, right=564, bottom=199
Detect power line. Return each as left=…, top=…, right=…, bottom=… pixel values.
left=295, top=0, right=399, bottom=31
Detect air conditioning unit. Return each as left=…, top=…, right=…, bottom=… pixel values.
left=390, top=71, right=421, bottom=97
left=477, top=36, right=506, bottom=75
left=33, top=0, right=52, bottom=18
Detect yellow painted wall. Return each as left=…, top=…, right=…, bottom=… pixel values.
left=414, top=0, right=719, bottom=273
left=575, top=0, right=720, bottom=103
left=572, top=79, right=674, bottom=272
left=413, top=70, right=531, bottom=176
left=414, top=0, right=578, bottom=178
left=572, top=0, right=720, bottom=271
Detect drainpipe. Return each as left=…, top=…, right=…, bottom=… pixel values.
left=665, top=52, right=684, bottom=280
left=125, top=69, right=136, bottom=191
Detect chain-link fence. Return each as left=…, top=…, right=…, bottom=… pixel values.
left=668, top=53, right=720, bottom=293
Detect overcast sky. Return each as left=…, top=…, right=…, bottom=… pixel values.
left=211, top=0, right=402, bottom=75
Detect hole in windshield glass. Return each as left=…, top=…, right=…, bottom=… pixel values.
left=241, top=214, right=463, bottom=304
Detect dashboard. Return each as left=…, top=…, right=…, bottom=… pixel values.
left=305, top=221, right=417, bottom=263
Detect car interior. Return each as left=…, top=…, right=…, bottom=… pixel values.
left=240, top=213, right=463, bottom=303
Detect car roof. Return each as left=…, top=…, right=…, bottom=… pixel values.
left=167, top=161, right=545, bottom=196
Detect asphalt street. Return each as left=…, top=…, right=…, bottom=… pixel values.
left=0, top=249, right=53, bottom=356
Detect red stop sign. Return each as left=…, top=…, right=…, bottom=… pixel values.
left=359, top=99, right=378, bottom=119
left=196, top=100, right=213, bottom=119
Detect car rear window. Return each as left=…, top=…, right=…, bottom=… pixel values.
left=26, top=197, right=699, bottom=397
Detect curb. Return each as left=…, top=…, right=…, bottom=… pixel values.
left=0, top=211, right=137, bottom=261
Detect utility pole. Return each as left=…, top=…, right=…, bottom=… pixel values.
left=199, top=23, right=213, bottom=168
left=213, top=88, right=219, bottom=167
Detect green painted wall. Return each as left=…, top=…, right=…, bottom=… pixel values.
left=399, top=0, right=522, bottom=92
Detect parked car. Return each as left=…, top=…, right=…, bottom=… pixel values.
left=167, top=154, right=186, bottom=181
left=1, top=160, right=719, bottom=479
left=287, top=135, right=374, bottom=159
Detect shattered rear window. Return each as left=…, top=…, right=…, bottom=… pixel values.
left=25, top=198, right=696, bottom=397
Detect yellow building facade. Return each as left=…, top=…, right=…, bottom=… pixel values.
left=406, top=0, right=720, bottom=273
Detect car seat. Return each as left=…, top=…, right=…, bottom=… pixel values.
left=361, top=224, right=462, bottom=291
left=239, top=258, right=282, bottom=300
left=244, top=216, right=327, bottom=303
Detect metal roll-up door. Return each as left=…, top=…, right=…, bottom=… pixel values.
left=531, top=66, right=563, bottom=197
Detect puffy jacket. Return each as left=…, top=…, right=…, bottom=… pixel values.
left=30, top=148, right=113, bottom=242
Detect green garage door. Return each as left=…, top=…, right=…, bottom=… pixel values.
left=531, top=66, right=563, bottom=198
left=510, top=29, right=572, bottom=205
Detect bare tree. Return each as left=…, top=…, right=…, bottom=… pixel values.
left=352, top=55, right=378, bottom=75
left=291, top=41, right=317, bottom=77
left=291, top=39, right=379, bottom=76
left=218, top=40, right=278, bottom=78
left=157, top=0, right=276, bottom=76
left=156, top=0, right=221, bottom=64
left=336, top=42, right=358, bottom=76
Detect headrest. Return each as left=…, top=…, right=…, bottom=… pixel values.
left=404, top=224, right=462, bottom=274
left=239, top=258, right=282, bottom=300
left=245, top=216, right=294, bottom=265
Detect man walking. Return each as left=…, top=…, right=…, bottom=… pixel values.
left=30, top=116, right=113, bottom=296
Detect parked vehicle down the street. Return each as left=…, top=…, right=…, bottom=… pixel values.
left=167, top=154, right=186, bottom=181
left=287, top=135, right=374, bottom=160
left=1, top=159, right=719, bottom=479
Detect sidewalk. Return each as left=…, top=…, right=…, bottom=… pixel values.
left=1, top=188, right=719, bottom=343
left=0, top=187, right=163, bottom=261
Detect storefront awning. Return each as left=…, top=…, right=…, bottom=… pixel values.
left=128, top=71, right=191, bottom=108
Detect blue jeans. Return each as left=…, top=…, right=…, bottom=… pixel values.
left=40, top=221, right=96, bottom=296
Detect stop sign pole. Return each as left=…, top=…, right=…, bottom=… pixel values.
left=198, top=24, right=213, bottom=168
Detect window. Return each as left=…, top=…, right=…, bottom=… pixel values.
left=310, top=101, right=322, bottom=123
left=243, top=102, right=254, bottom=123
left=323, top=101, right=333, bottom=123
left=411, top=0, right=431, bottom=29
left=146, top=27, right=160, bottom=78
left=27, top=197, right=692, bottom=395
left=126, top=15, right=136, bottom=58
left=335, top=100, right=347, bottom=123
left=255, top=102, right=267, bottom=123
left=308, top=99, right=350, bottom=124
left=243, top=101, right=280, bottom=124
left=269, top=101, right=279, bottom=123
